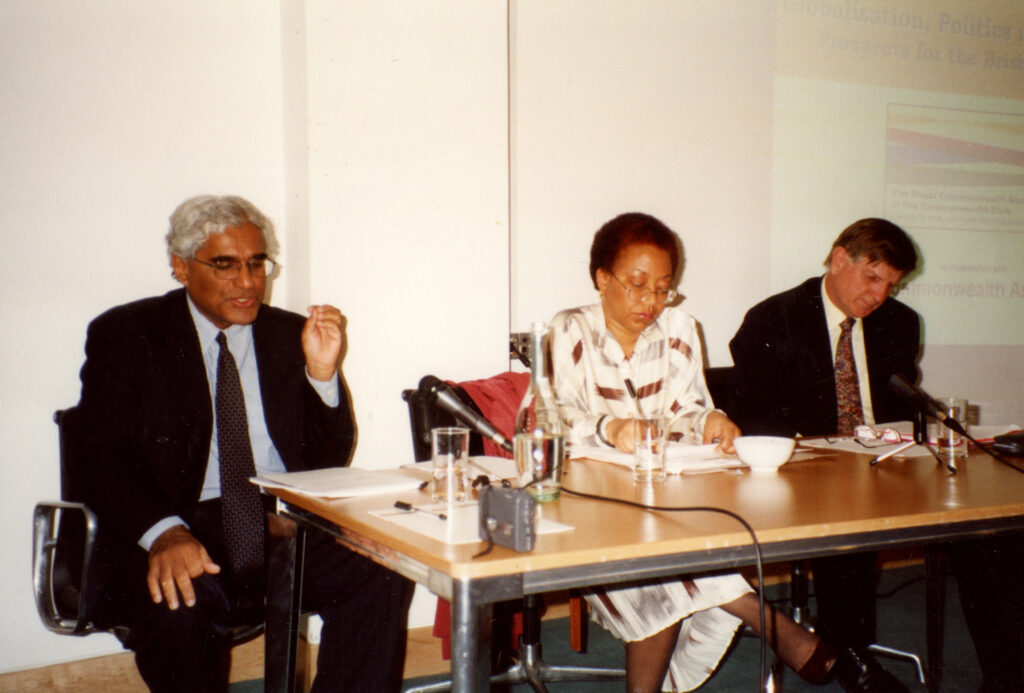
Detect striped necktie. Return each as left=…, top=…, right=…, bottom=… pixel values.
left=834, top=317, right=864, bottom=436
left=215, top=332, right=265, bottom=576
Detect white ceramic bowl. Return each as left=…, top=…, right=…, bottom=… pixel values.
left=734, top=436, right=796, bottom=473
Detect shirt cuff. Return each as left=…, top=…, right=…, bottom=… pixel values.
left=693, top=408, right=725, bottom=442
left=306, top=369, right=340, bottom=407
left=140, top=516, right=187, bottom=551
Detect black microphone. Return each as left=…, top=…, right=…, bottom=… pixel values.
left=418, top=375, right=514, bottom=454
left=887, top=374, right=967, bottom=436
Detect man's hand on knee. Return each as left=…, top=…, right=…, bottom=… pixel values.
left=147, top=525, right=221, bottom=610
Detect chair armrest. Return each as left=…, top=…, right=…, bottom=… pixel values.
left=32, top=500, right=98, bottom=635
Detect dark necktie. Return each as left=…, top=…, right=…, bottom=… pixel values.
left=834, top=317, right=864, bottom=436
left=215, top=332, right=265, bottom=576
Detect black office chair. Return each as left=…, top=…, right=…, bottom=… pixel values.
left=704, top=367, right=928, bottom=687
left=33, top=408, right=267, bottom=666
left=401, top=380, right=625, bottom=693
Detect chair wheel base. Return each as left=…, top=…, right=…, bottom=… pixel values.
left=404, top=641, right=626, bottom=693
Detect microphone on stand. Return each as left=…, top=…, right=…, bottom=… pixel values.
left=418, top=375, right=514, bottom=454
left=887, top=375, right=1024, bottom=476
left=887, top=374, right=967, bottom=436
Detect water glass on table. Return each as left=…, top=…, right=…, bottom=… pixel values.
left=431, top=426, right=469, bottom=503
left=633, top=416, right=667, bottom=483
left=514, top=432, right=564, bottom=501
left=930, top=397, right=969, bottom=465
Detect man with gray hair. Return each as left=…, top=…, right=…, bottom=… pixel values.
left=75, top=195, right=412, bottom=692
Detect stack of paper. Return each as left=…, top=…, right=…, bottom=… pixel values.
left=251, top=467, right=424, bottom=499
left=569, top=443, right=744, bottom=474
left=402, top=456, right=519, bottom=484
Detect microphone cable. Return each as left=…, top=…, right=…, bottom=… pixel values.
left=559, top=485, right=771, bottom=693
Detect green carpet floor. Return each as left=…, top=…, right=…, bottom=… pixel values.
left=398, top=564, right=981, bottom=692
left=227, top=564, right=980, bottom=692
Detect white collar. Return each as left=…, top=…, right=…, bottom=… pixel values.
left=820, top=275, right=853, bottom=328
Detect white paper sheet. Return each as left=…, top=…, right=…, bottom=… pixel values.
left=569, top=443, right=745, bottom=474
left=403, top=456, right=519, bottom=484
left=371, top=501, right=574, bottom=545
left=252, top=467, right=424, bottom=499
left=797, top=422, right=1022, bottom=458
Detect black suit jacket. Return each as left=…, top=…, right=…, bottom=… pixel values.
left=728, top=277, right=920, bottom=437
left=75, top=289, right=354, bottom=607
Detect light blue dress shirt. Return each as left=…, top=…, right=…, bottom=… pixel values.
left=140, top=296, right=340, bottom=549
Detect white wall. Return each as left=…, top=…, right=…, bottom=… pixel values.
left=0, top=0, right=508, bottom=673
left=511, top=0, right=774, bottom=365
left=303, top=1, right=510, bottom=471
left=0, top=0, right=289, bottom=671
left=301, top=1, right=511, bottom=635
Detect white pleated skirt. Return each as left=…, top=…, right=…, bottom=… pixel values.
left=585, top=572, right=752, bottom=692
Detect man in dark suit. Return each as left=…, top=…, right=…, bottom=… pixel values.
left=728, top=221, right=920, bottom=439
left=729, top=218, right=919, bottom=692
left=76, top=195, right=412, bottom=692
left=729, top=218, right=1024, bottom=692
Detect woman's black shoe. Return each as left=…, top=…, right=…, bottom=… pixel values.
left=832, top=647, right=910, bottom=693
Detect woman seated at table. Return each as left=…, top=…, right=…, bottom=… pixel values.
left=548, top=213, right=906, bottom=693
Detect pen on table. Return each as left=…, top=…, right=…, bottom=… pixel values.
left=466, top=457, right=512, bottom=487
left=394, top=500, right=447, bottom=521
left=870, top=440, right=915, bottom=466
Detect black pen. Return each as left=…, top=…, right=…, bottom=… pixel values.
left=394, top=500, right=447, bottom=521
left=624, top=378, right=646, bottom=418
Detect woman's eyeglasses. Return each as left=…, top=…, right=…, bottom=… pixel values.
left=609, top=273, right=678, bottom=304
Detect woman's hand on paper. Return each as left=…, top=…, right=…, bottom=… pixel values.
left=606, top=417, right=637, bottom=453
left=703, top=411, right=740, bottom=454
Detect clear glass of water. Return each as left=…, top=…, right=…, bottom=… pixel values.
left=514, top=432, right=564, bottom=502
left=431, top=426, right=469, bottom=503
left=931, top=397, right=968, bottom=463
left=633, top=416, right=667, bottom=483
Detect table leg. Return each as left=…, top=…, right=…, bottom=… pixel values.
left=789, top=560, right=810, bottom=624
left=925, top=547, right=946, bottom=693
left=450, top=578, right=493, bottom=692
left=265, top=522, right=307, bottom=693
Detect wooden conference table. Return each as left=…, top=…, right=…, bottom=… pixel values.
left=263, top=446, right=1024, bottom=693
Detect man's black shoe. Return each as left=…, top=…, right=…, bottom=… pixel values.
left=832, top=648, right=910, bottom=693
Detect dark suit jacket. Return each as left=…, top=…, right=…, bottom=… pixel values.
left=728, top=277, right=920, bottom=437
left=75, top=289, right=354, bottom=608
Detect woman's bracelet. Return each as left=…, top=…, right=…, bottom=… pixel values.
left=596, top=415, right=613, bottom=447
